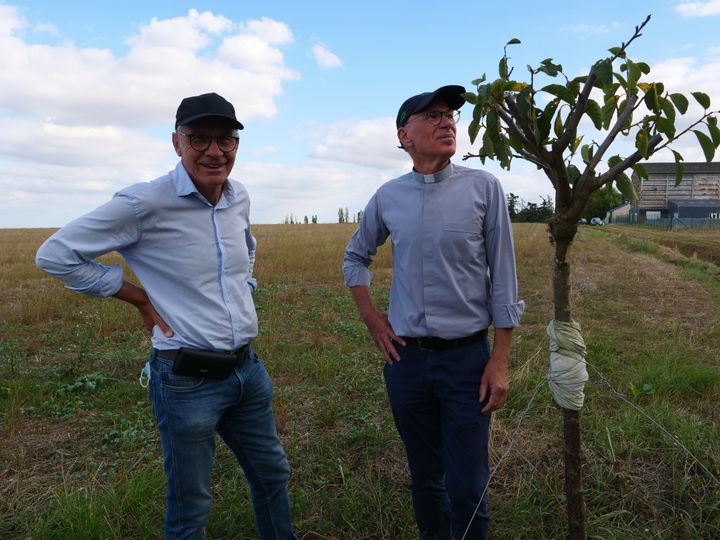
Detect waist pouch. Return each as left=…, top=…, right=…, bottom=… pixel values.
left=172, top=347, right=248, bottom=379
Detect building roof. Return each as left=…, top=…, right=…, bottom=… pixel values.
left=667, top=198, right=720, bottom=207
left=642, top=162, right=720, bottom=175
left=607, top=201, right=631, bottom=212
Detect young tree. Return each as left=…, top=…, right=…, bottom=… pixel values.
left=462, top=15, right=719, bottom=538
left=338, top=208, right=345, bottom=223
left=506, top=192, right=520, bottom=219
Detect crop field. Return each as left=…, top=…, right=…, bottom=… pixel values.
left=1, top=223, right=719, bottom=539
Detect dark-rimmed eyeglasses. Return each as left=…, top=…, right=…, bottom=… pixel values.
left=412, top=110, right=460, bottom=126
left=178, top=132, right=239, bottom=152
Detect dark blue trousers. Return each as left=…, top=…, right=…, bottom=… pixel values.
left=383, top=338, right=491, bottom=540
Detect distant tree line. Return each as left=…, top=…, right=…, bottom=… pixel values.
left=506, top=187, right=625, bottom=224
left=506, top=193, right=555, bottom=223
left=281, top=208, right=365, bottom=224
left=283, top=214, right=318, bottom=224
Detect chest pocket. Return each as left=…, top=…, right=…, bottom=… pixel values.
left=440, top=221, right=482, bottom=262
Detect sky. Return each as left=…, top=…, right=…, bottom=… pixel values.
left=1, top=0, right=719, bottom=227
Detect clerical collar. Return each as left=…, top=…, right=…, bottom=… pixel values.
left=411, top=161, right=453, bottom=184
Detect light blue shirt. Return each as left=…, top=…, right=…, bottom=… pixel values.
left=343, top=162, right=524, bottom=339
left=36, top=161, right=258, bottom=351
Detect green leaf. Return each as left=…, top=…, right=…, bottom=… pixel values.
left=593, top=58, right=613, bottom=89
left=615, top=172, right=637, bottom=201
left=461, top=92, right=477, bottom=105
left=538, top=99, right=559, bottom=142
left=613, top=72, right=628, bottom=87
left=643, top=84, right=660, bottom=113
left=607, top=155, right=623, bottom=168
left=636, top=62, right=651, bottom=75
left=661, top=98, right=676, bottom=126
left=471, top=74, right=487, bottom=86
left=571, top=135, right=584, bottom=154
left=601, top=95, right=617, bottom=129
left=636, top=129, right=649, bottom=158
left=655, top=116, right=676, bottom=139
left=608, top=46, right=625, bottom=57
left=671, top=150, right=684, bottom=186
left=708, top=122, right=720, bottom=147
left=508, top=133, right=524, bottom=153
left=506, top=38, right=521, bottom=45
left=626, top=60, right=642, bottom=86
left=632, top=163, right=648, bottom=181
left=585, top=99, right=603, bottom=130
left=580, top=144, right=593, bottom=164
left=542, top=84, right=572, bottom=103
left=694, top=130, right=716, bottom=161
left=499, top=57, right=508, bottom=79
left=669, top=93, right=689, bottom=114
left=567, top=165, right=581, bottom=185
left=691, top=92, right=711, bottom=109
left=468, top=119, right=480, bottom=144
left=554, top=110, right=563, bottom=138
left=515, top=85, right=533, bottom=121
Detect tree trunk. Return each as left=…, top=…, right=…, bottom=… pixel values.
left=552, top=226, right=586, bottom=540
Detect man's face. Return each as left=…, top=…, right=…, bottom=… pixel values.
left=172, top=118, right=239, bottom=201
left=398, top=100, right=457, bottom=162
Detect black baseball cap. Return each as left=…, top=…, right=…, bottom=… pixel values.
left=175, top=92, right=244, bottom=130
left=396, top=85, right=466, bottom=128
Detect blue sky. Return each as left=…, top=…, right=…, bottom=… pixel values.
left=1, top=0, right=719, bottom=227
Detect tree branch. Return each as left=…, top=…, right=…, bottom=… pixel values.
left=553, top=72, right=597, bottom=156
left=589, top=133, right=663, bottom=192
left=503, top=95, right=554, bottom=167
left=575, top=93, right=640, bottom=194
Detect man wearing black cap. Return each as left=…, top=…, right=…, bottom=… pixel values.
left=36, top=92, right=298, bottom=539
left=343, top=86, right=524, bottom=538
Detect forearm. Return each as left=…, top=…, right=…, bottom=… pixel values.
left=350, top=285, right=377, bottom=321
left=112, top=280, right=151, bottom=308
left=491, top=327, right=513, bottom=364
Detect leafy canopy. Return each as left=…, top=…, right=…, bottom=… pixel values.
left=462, top=15, right=720, bottom=221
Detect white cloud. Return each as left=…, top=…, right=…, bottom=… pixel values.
left=675, top=0, right=720, bottom=17
left=311, top=43, right=343, bottom=70
left=249, top=145, right=278, bottom=156
left=311, top=118, right=407, bottom=170
left=567, top=21, right=620, bottom=34
left=0, top=8, right=299, bottom=128
left=0, top=8, right=303, bottom=227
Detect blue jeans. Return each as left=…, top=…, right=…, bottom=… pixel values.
left=383, top=338, right=492, bottom=540
left=148, top=348, right=297, bottom=540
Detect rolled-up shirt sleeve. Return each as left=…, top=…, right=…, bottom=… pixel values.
left=483, top=177, right=525, bottom=328
left=35, top=194, right=141, bottom=298
left=246, top=226, right=258, bottom=292
left=342, top=193, right=389, bottom=288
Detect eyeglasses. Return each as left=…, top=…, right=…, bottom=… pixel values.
left=178, top=132, right=239, bottom=152
left=412, top=110, right=461, bottom=126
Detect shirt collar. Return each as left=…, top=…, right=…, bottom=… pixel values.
left=411, top=161, right=454, bottom=184
left=170, top=161, right=236, bottom=206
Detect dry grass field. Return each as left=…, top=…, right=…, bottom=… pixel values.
left=1, top=223, right=719, bottom=539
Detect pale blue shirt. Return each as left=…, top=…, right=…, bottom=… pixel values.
left=36, top=161, right=258, bottom=351
left=343, top=162, right=524, bottom=339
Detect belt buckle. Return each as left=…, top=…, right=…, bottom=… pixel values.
left=417, top=337, right=437, bottom=352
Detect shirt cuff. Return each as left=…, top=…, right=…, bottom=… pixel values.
left=490, top=300, right=525, bottom=328
left=66, top=263, right=124, bottom=298
left=343, top=265, right=373, bottom=288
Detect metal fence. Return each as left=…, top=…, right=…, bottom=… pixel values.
left=610, top=215, right=720, bottom=229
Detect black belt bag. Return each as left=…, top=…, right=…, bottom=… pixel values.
left=161, top=346, right=249, bottom=379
